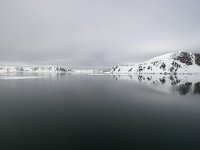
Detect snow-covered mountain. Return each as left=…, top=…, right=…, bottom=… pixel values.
left=108, top=51, right=200, bottom=74
left=0, top=66, right=71, bottom=73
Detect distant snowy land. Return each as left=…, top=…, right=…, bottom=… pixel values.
left=108, top=51, right=200, bottom=74
left=0, top=52, right=200, bottom=74
left=0, top=66, right=70, bottom=73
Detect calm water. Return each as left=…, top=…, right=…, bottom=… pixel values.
left=0, top=73, right=200, bottom=150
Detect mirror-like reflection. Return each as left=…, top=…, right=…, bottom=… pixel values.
left=111, top=74, right=200, bottom=95
left=0, top=72, right=69, bottom=79
left=0, top=72, right=200, bottom=149
left=0, top=72, right=200, bottom=96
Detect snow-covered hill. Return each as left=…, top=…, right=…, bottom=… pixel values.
left=108, top=51, right=200, bottom=74
left=0, top=66, right=71, bottom=73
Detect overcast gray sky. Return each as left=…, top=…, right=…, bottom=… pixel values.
left=0, top=0, right=200, bottom=69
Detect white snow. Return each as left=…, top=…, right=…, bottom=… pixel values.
left=0, top=66, right=69, bottom=73
left=109, top=51, right=200, bottom=74
left=72, top=70, right=99, bottom=74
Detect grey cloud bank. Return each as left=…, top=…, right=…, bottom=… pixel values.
left=0, top=0, right=200, bottom=69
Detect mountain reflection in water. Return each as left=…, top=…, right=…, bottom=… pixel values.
left=111, top=74, right=200, bottom=95
left=0, top=72, right=199, bottom=96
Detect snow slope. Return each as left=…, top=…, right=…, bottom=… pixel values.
left=108, top=51, right=200, bottom=74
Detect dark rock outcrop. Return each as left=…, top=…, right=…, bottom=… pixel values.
left=174, top=52, right=193, bottom=65
left=195, top=53, right=200, bottom=66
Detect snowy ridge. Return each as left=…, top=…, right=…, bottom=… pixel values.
left=108, top=51, right=200, bottom=74
left=0, top=66, right=70, bottom=73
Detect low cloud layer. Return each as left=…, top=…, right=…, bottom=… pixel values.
left=0, top=0, right=200, bottom=69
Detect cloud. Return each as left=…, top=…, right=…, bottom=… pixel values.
left=0, top=0, right=200, bottom=68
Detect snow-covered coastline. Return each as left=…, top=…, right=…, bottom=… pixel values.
left=0, top=52, right=200, bottom=75
left=71, top=70, right=99, bottom=74
left=0, top=66, right=70, bottom=73
left=108, top=51, right=200, bottom=74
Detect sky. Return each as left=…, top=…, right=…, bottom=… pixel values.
left=0, top=0, right=200, bottom=69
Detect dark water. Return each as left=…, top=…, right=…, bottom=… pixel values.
left=0, top=74, right=200, bottom=150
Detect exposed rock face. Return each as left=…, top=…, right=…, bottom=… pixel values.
left=170, top=61, right=181, bottom=73
left=195, top=53, right=200, bottom=66
left=160, top=63, right=166, bottom=71
left=174, top=52, right=193, bottom=65
left=108, top=51, right=200, bottom=74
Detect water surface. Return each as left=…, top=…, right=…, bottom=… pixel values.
left=0, top=73, right=200, bottom=150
